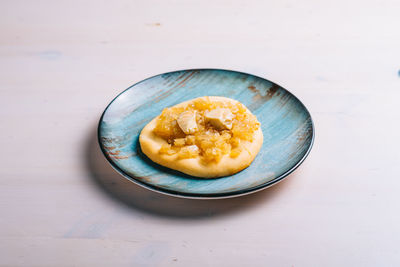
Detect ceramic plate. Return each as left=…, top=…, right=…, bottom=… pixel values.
left=98, top=69, right=314, bottom=199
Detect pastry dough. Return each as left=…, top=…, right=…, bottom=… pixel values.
left=139, top=96, right=263, bottom=178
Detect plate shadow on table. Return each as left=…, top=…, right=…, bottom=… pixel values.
left=85, top=125, right=297, bottom=219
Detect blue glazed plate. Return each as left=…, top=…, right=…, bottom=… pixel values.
left=98, top=69, right=314, bottom=199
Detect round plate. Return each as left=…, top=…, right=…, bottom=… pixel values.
left=98, top=69, right=314, bottom=199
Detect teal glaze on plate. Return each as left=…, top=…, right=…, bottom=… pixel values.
left=98, top=69, right=314, bottom=198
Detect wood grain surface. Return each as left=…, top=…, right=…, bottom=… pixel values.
left=1, top=0, right=400, bottom=266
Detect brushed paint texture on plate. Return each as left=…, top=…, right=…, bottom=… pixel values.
left=98, top=69, right=314, bottom=198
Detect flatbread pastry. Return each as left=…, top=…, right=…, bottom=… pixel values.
left=139, top=96, right=263, bottom=178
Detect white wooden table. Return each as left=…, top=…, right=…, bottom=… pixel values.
left=1, top=0, right=400, bottom=266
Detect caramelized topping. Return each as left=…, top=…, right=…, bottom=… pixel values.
left=153, top=98, right=259, bottom=163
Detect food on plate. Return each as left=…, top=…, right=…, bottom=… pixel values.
left=139, top=96, right=263, bottom=178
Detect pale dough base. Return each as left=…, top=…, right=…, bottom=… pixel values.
left=139, top=96, right=263, bottom=178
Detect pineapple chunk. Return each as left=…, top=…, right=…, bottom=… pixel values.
left=205, top=108, right=235, bottom=130
left=177, top=111, right=198, bottom=134
left=173, top=138, right=186, bottom=146
left=178, top=145, right=200, bottom=159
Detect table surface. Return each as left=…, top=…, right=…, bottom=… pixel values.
left=1, top=0, right=400, bottom=266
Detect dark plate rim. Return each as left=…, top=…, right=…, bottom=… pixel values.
left=97, top=68, right=315, bottom=199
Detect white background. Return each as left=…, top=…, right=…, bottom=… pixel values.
left=1, top=0, right=400, bottom=266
